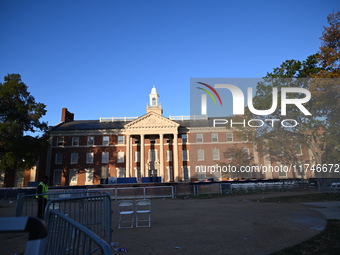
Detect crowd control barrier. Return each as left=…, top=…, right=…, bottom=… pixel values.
left=46, top=209, right=112, bottom=255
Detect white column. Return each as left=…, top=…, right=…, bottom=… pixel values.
left=126, top=134, right=130, bottom=177
left=141, top=135, right=145, bottom=178
left=159, top=134, right=164, bottom=181
left=173, top=133, right=179, bottom=182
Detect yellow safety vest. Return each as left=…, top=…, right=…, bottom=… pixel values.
left=36, top=182, right=48, bottom=199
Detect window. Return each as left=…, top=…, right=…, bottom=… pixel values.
left=135, top=151, right=140, bottom=162
left=117, top=168, right=125, bottom=178
left=183, top=166, right=190, bottom=181
left=103, top=136, right=109, bottom=146
left=150, top=139, right=156, bottom=144
left=294, top=144, right=302, bottom=155
left=55, top=153, right=63, bottom=164
left=118, top=135, right=124, bottom=144
left=242, top=148, right=250, bottom=159
left=211, top=133, right=218, bottom=142
left=135, top=167, right=141, bottom=180
left=182, top=134, right=188, bottom=143
left=196, top=134, right=203, bottom=143
left=102, top=152, right=109, bottom=163
left=212, top=149, right=220, bottom=160
left=71, top=153, right=78, bottom=164
left=277, top=162, right=287, bottom=177
left=117, top=151, right=125, bottom=163
left=101, top=166, right=109, bottom=180
left=226, top=133, right=233, bottom=142
left=166, top=150, right=172, bottom=161
left=85, top=168, right=94, bottom=185
left=182, top=150, right=189, bottom=161
left=86, top=152, right=94, bottom=164
left=69, top=169, right=78, bottom=186
left=72, top=137, right=79, bottom=146
left=167, top=166, right=173, bottom=182
left=196, top=166, right=206, bottom=181
left=87, top=136, right=94, bottom=146
left=149, top=150, right=156, bottom=162
left=197, top=149, right=204, bottom=161
left=53, top=169, right=62, bottom=186
left=57, top=137, right=64, bottom=146
left=241, top=135, right=248, bottom=142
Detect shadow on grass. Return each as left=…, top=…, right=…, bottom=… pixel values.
left=270, top=219, right=340, bottom=255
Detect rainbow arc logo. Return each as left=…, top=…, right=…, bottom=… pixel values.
left=196, top=82, right=223, bottom=115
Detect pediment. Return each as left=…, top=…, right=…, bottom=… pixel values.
left=124, top=112, right=179, bottom=131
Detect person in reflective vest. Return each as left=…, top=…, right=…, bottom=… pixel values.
left=36, top=175, right=49, bottom=219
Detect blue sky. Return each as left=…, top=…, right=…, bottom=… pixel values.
left=0, top=0, right=337, bottom=128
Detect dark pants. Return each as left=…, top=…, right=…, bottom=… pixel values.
left=37, top=198, right=47, bottom=219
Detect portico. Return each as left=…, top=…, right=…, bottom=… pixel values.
left=124, top=111, right=180, bottom=181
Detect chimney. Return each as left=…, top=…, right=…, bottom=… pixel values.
left=61, top=108, right=74, bottom=122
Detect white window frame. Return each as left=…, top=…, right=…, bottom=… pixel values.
left=197, top=149, right=204, bottom=161
left=118, top=135, right=124, bottom=145
left=86, top=152, right=94, bottom=164
left=226, top=133, right=233, bottom=142
left=167, top=166, right=173, bottom=182
left=135, top=151, right=140, bottom=162
left=149, top=149, right=157, bottom=162
left=166, top=150, right=173, bottom=162
left=212, top=149, right=220, bottom=160
left=87, top=136, right=94, bottom=146
left=211, top=133, right=218, bottom=142
left=196, top=134, right=203, bottom=143
left=101, top=166, right=109, bottom=179
left=85, top=168, right=94, bottom=185
left=182, top=150, right=189, bottom=161
left=71, top=153, right=78, bottom=164
left=182, top=134, right=188, bottom=143
left=72, top=137, right=79, bottom=146
left=102, top=136, right=109, bottom=146
left=116, top=168, right=125, bottom=178
left=57, top=137, right=64, bottom=146
left=69, top=169, right=78, bottom=186
left=53, top=169, right=62, bottom=186
left=55, top=153, right=63, bottom=164
left=183, top=166, right=190, bottom=182
left=117, top=151, right=125, bottom=163
left=102, top=152, right=109, bottom=163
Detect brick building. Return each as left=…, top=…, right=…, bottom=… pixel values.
left=24, top=87, right=314, bottom=187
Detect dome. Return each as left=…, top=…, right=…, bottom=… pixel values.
left=151, top=86, right=157, bottom=94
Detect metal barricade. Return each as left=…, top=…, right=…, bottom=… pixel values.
left=45, top=194, right=112, bottom=244
left=91, top=185, right=175, bottom=199
left=16, top=190, right=104, bottom=217
left=46, top=209, right=112, bottom=255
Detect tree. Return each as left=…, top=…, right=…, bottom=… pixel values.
left=311, top=11, right=340, bottom=164
left=0, top=74, right=49, bottom=187
left=221, top=145, right=253, bottom=180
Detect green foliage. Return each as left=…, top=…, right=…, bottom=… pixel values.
left=0, top=74, right=49, bottom=183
